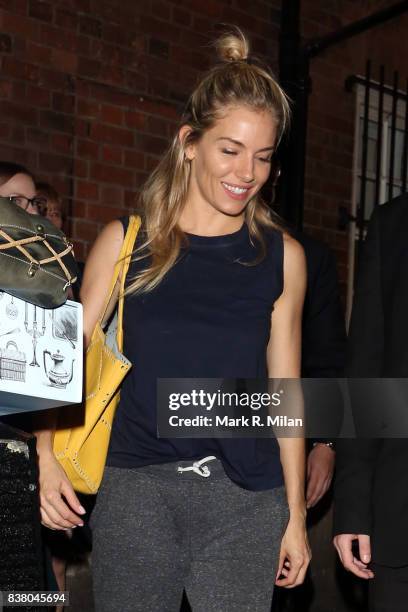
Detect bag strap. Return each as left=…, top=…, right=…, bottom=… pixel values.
left=116, top=216, right=141, bottom=347
left=99, top=215, right=141, bottom=333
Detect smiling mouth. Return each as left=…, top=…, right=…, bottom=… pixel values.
left=221, top=182, right=251, bottom=195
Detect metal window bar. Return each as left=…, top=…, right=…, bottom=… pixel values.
left=357, top=60, right=371, bottom=261
left=388, top=71, right=399, bottom=201
left=403, top=77, right=408, bottom=193
left=375, top=66, right=385, bottom=207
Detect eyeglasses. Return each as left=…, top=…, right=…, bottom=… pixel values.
left=7, top=195, right=47, bottom=213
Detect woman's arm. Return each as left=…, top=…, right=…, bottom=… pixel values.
left=34, top=220, right=125, bottom=529
left=266, top=233, right=311, bottom=588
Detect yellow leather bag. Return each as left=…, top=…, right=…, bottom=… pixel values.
left=53, top=215, right=141, bottom=494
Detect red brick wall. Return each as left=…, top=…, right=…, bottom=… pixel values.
left=300, top=0, right=408, bottom=296
left=0, top=0, right=280, bottom=260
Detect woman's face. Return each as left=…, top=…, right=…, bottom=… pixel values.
left=0, top=173, right=39, bottom=214
left=44, top=199, right=63, bottom=230
left=183, top=105, right=277, bottom=219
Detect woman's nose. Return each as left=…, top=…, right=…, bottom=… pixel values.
left=236, top=156, right=255, bottom=183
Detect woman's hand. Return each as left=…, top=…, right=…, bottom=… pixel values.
left=275, top=515, right=311, bottom=588
left=38, top=451, right=86, bottom=530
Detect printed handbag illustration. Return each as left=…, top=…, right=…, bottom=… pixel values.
left=53, top=215, right=141, bottom=494
left=0, top=340, right=26, bottom=382
left=0, top=196, right=78, bottom=309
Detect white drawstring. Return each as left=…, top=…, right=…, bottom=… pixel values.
left=177, top=455, right=217, bottom=478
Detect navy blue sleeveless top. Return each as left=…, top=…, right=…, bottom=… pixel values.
left=107, top=219, right=285, bottom=491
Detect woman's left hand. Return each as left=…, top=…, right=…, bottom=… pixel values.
left=275, top=516, right=311, bottom=588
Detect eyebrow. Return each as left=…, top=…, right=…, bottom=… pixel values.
left=216, top=137, right=275, bottom=153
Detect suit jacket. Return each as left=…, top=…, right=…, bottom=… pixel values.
left=333, top=193, right=408, bottom=567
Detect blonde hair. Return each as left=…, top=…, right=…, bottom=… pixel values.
left=127, top=26, right=290, bottom=294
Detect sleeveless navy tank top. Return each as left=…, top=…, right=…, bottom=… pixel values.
left=107, top=219, right=285, bottom=491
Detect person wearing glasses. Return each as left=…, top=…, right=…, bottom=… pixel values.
left=0, top=162, right=46, bottom=213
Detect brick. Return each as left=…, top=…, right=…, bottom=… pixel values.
left=79, top=15, right=102, bottom=38
left=0, top=33, right=12, bottom=53
left=51, top=133, right=73, bottom=154
left=2, top=12, right=40, bottom=39
left=101, top=186, right=124, bottom=206
left=0, top=101, right=38, bottom=125
left=90, top=162, right=133, bottom=187
left=74, top=118, right=90, bottom=138
left=88, top=82, right=134, bottom=107
left=40, top=110, right=74, bottom=133
left=76, top=180, right=99, bottom=200
left=89, top=123, right=134, bottom=147
left=0, top=123, right=11, bottom=140
left=71, top=200, right=86, bottom=218
left=124, top=110, right=146, bottom=130
left=77, top=99, right=100, bottom=119
left=101, top=104, right=123, bottom=126
left=139, top=16, right=181, bottom=44
left=146, top=115, right=169, bottom=137
left=26, top=127, right=49, bottom=147
left=73, top=158, right=88, bottom=178
left=26, top=42, right=50, bottom=64
left=55, top=8, right=78, bottom=31
left=178, top=0, right=222, bottom=18
left=99, top=65, right=125, bottom=87
left=40, top=24, right=89, bottom=55
left=87, top=203, right=127, bottom=223
left=38, top=67, right=73, bottom=92
left=124, top=70, right=148, bottom=94
left=102, top=145, right=122, bottom=165
left=0, top=80, right=12, bottom=99
left=151, top=0, right=171, bottom=20
left=73, top=219, right=99, bottom=242
left=124, top=190, right=139, bottom=209
left=172, top=7, right=191, bottom=27
left=39, top=152, right=72, bottom=173
left=26, top=84, right=50, bottom=107
left=29, top=0, right=53, bottom=22
left=124, top=150, right=145, bottom=170
left=51, top=49, right=78, bottom=74
left=2, top=57, right=40, bottom=82
left=78, top=56, right=101, bottom=79
left=149, top=37, right=169, bottom=59
left=77, top=138, right=99, bottom=159
left=134, top=133, right=169, bottom=156
left=52, top=93, right=75, bottom=113
left=10, top=126, right=26, bottom=145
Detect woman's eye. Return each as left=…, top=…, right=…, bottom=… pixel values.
left=257, top=157, right=272, bottom=164
left=221, top=149, right=238, bottom=156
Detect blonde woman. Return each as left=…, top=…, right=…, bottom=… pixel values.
left=36, top=28, right=310, bottom=611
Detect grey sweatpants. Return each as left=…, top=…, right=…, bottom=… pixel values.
left=91, top=459, right=289, bottom=612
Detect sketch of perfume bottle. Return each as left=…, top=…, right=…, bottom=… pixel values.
left=6, top=296, right=18, bottom=320
left=43, top=349, right=74, bottom=389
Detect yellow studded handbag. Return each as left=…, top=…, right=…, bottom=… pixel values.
left=53, top=215, right=141, bottom=494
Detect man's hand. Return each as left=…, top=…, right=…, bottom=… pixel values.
left=306, top=443, right=335, bottom=508
left=333, top=533, right=374, bottom=579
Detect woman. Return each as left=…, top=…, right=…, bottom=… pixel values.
left=35, top=181, right=65, bottom=231
left=37, top=29, right=310, bottom=611
left=0, top=162, right=45, bottom=213
left=0, top=161, right=45, bottom=432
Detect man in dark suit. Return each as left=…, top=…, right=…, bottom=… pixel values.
left=333, top=193, right=408, bottom=611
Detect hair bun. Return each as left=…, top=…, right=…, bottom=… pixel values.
left=215, top=26, right=250, bottom=62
